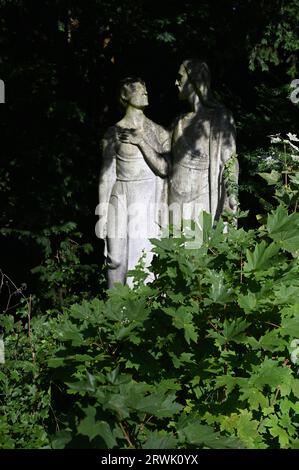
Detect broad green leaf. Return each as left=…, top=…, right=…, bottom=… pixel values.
left=51, top=431, right=72, bottom=449
left=259, top=330, right=286, bottom=352
left=267, top=205, right=299, bottom=253
left=54, top=320, right=84, bottom=346
left=48, top=357, right=66, bottom=368
left=209, top=319, right=249, bottom=346
left=239, top=386, right=269, bottom=410
left=267, top=205, right=299, bottom=236
left=258, top=170, right=281, bottom=185
left=136, top=392, right=182, bottom=418
left=235, top=410, right=265, bottom=448
left=264, top=415, right=291, bottom=448
left=281, top=316, right=299, bottom=337
left=291, top=379, right=299, bottom=399
left=163, top=306, right=198, bottom=344
left=207, top=271, right=234, bottom=304
left=104, top=393, right=131, bottom=419
left=273, top=285, right=299, bottom=304
left=66, top=372, right=96, bottom=392
left=238, top=292, right=257, bottom=312
left=244, top=240, right=280, bottom=273
left=250, top=359, right=293, bottom=391
left=215, top=375, right=238, bottom=394
left=77, top=407, right=116, bottom=447
left=177, top=414, right=243, bottom=449
left=143, top=432, right=178, bottom=449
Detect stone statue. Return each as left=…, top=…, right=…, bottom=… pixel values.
left=170, top=59, right=238, bottom=225
left=98, top=77, right=170, bottom=288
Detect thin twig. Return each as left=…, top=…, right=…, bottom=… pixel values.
left=119, top=421, right=134, bottom=448
left=5, top=302, right=23, bottom=312
left=1, top=270, right=28, bottom=311
left=0, top=270, right=4, bottom=292
left=265, top=321, right=280, bottom=329
left=240, top=252, right=243, bottom=284
left=5, top=280, right=12, bottom=313
left=207, top=320, right=219, bottom=332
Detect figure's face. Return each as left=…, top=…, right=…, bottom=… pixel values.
left=124, top=82, right=148, bottom=108
left=175, top=65, right=191, bottom=100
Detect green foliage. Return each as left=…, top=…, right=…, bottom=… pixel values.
left=0, top=308, right=52, bottom=448
left=2, top=0, right=299, bottom=450
left=241, top=133, right=299, bottom=217
left=0, top=223, right=103, bottom=308
left=248, top=0, right=299, bottom=77
left=2, top=164, right=299, bottom=448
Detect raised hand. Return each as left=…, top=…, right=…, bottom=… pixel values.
left=117, top=127, right=143, bottom=146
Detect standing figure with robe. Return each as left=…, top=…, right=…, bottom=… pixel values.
left=170, top=59, right=238, bottom=226
left=97, top=77, right=170, bottom=288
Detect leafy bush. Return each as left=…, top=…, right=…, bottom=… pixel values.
left=2, top=135, right=299, bottom=449
left=241, top=132, right=299, bottom=216
left=0, top=222, right=104, bottom=309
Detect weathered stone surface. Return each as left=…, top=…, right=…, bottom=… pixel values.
left=170, top=60, right=238, bottom=224
left=98, top=78, right=170, bottom=287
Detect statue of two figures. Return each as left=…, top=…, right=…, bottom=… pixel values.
left=97, top=60, right=239, bottom=288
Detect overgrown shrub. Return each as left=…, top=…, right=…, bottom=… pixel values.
left=1, top=134, right=299, bottom=449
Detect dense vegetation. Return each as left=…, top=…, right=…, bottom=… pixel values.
left=1, top=0, right=299, bottom=449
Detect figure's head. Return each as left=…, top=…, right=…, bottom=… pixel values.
left=119, top=77, right=148, bottom=109
left=175, top=59, right=212, bottom=104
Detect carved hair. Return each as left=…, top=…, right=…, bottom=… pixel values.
left=118, top=77, right=146, bottom=108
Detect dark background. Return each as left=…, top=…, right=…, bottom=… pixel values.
left=0, top=0, right=299, bottom=304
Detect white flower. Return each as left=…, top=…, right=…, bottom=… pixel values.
left=287, top=132, right=299, bottom=142
left=265, top=156, right=275, bottom=164
left=291, top=155, right=299, bottom=161
left=287, top=141, right=299, bottom=152
left=269, top=134, right=282, bottom=144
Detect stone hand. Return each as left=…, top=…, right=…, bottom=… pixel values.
left=118, top=128, right=143, bottom=146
